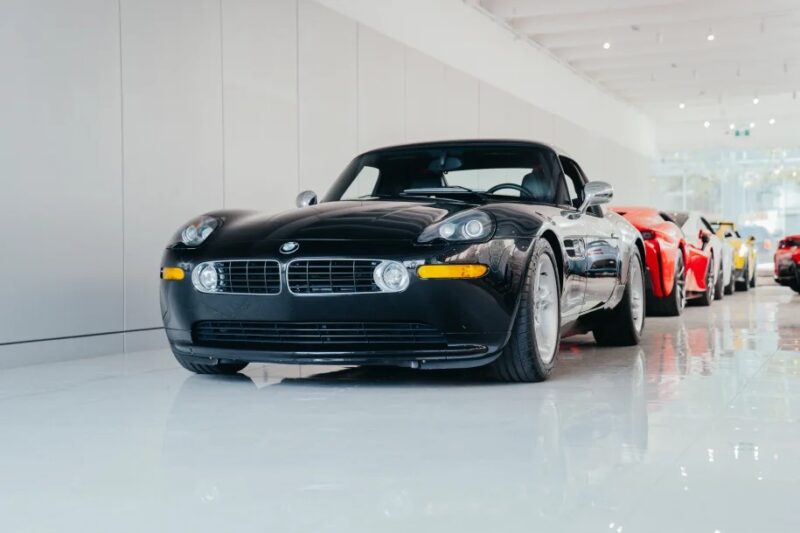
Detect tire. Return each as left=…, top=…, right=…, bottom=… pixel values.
left=749, top=264, right=757, bottom=288
left=714, top=260, right=724, bottom=300
left=173, top=352, right=248, bottom=375
left=647, top=253, right=685, bottom=316
left=490, top=239, right=561, bottom=383
left=724, top=267, right=735, bottom=295
left=695, top=256, right=715, bottom=306
left=736, top=260, right=749, bottom=292
left=593, top=248, right=646, bottom=346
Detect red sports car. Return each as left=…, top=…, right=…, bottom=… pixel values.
left=611, top=207, right=715, bottom=315
left=774, top=235, right=800, bottom=293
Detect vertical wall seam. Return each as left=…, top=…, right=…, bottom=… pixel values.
left=296, top=0, right=300, bottom=194
left=219, top=0, right=226, bottom=208
left=117, top=0, right=126, bottom=350
left=403, top=46, right=407, bottom=140
left=477, top=81, right=481, bottom=136
left=355, top=23, right=360, bottom=151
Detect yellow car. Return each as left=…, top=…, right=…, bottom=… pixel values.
left=710, top=220, right=757, bottom=291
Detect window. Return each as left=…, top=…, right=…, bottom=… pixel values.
left=324, top=143, right=569, bottom=205
left=340, top=166, right=380, bottom=200
left=445, top=168, right=533, bottom=196
left=562, top=173, right=579, bottom=206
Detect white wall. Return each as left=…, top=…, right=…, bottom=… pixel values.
left=0, top=0, right=654, bottom=352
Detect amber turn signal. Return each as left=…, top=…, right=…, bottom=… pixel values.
left=161, top=267, right=185, bottom=281
left=416, top=264, right=488, bottom=279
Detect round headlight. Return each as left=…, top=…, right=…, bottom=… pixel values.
left=462, top=219, right=484, bottom=239
left=192, top=263, right=220, bottom=292
left=374, top=260, right=410, bottom=293
left=418, top=210, right=494, bottom=243
left=181, top=216, right=219, bottom=247
left=439, top=223, right=457, bottom=239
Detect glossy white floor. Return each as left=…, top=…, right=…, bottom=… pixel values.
left=1, top=285, right=798, bottom=533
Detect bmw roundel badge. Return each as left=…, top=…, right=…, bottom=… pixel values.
left=280, top=241, right=299, bottom=254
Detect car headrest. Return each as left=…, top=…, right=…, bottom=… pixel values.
left=522, top=170, right=554, bottom=202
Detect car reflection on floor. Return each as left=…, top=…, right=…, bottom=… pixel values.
left=160, top=348, right=648, bottom=532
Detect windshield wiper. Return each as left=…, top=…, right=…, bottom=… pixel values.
left=400, top=186, right=486, bottom=196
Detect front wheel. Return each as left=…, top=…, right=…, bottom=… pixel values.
left=695, top=256, right=715, bottom=306
left=173, top=352, right=249, bottom=375
left=714, top=261, right=724, bottom=300
left=736, top=261, right=750, bottom=292
left=724, top=265, right=735, bottom=295
left=647, top=253, right=685, bottom=316
left=593, top=248, right=646, bottom=346
left=490, top=239, right=561, bottom=382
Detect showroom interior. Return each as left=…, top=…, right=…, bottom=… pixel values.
left=1, top=0, right=799, bottom=531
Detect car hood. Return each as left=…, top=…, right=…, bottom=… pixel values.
left=211, top=200, right=476, bottom=243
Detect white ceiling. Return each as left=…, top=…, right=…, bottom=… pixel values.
left=477, top=0, right=800, bottom=148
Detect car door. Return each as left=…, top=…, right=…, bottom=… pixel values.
left=557, top=156, right=621, bottom=314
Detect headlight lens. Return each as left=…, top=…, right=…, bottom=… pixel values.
left=181, top=216, right=220, bottom=247
left=419, top=211, right=494, bottom=243
left=373, top=260, right=410, bottom=292
left=192, top=263, right=220, bottom=293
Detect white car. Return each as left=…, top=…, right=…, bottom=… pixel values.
left=668, top=211, right=734, bottom=299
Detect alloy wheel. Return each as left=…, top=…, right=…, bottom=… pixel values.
left=676, top=256, right=687, bottom=309
left=629, top=258, right=645, bottom=333
left=706, top=260, right=715, bottom=301
left=532, top=255, right=559, bottom=364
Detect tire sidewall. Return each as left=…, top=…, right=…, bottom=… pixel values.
left=627, top=248, right=646, bottom=342
left=519, top=239, right=562, bottom=376
left=673, top=254, right=685, bottom=313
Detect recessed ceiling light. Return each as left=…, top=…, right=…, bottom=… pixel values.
left=769, top=118, right=776, bottom=125
left=703, top=121, right=711, bottom=128
left=750, top=122, right=756, bottom=128
left=706, top=33, right=715, bottom=41
left=729, top=123, right=736, bottom=130
left=679, top=102, right=686, bottom=109
left=603, top=42, right=611, bottom=50
left=753, top=97, right=760, bottom=104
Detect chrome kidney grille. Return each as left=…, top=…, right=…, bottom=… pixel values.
left=287, top=259, right=381, bottom=294
left=215, top=260, right=281, bottom=294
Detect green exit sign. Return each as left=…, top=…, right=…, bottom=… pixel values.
left=735, top=129, right=751, bottom=137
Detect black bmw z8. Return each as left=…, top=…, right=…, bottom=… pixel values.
left=160, top=140, right=646, bottom=382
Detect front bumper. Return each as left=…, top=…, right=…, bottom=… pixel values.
left=774, top=261, right=798, bottom=286
left=160, top=238, right=532, bottom=368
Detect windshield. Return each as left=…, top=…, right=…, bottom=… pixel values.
left=666, top=211, right=688, bottom=227
left=323, top=143, right=567, bottom=204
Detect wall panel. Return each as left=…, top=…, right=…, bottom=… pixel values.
left=404, top=48, right=446, bottom=142
left=298, top=0, right=358, bottom=196
left=0, top=0, right=123, bottom=343
left=357, top=25, right=406, bottom=151
left=121, top=0, right=224, bottom=330
left=441, top=67, right=480, bottom=138
left=478, top=83, right=532, bottom=139
left=222, top=0, right=298, bottom=212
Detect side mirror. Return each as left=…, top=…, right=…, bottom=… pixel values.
left=747, top=235, right=756, bottom=242
left=296, top=190, right=318, bottom=208
left=577, top=181, right=613, bottom=215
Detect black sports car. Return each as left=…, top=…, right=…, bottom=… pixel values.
left=160, top=140, right=646, bottom=382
